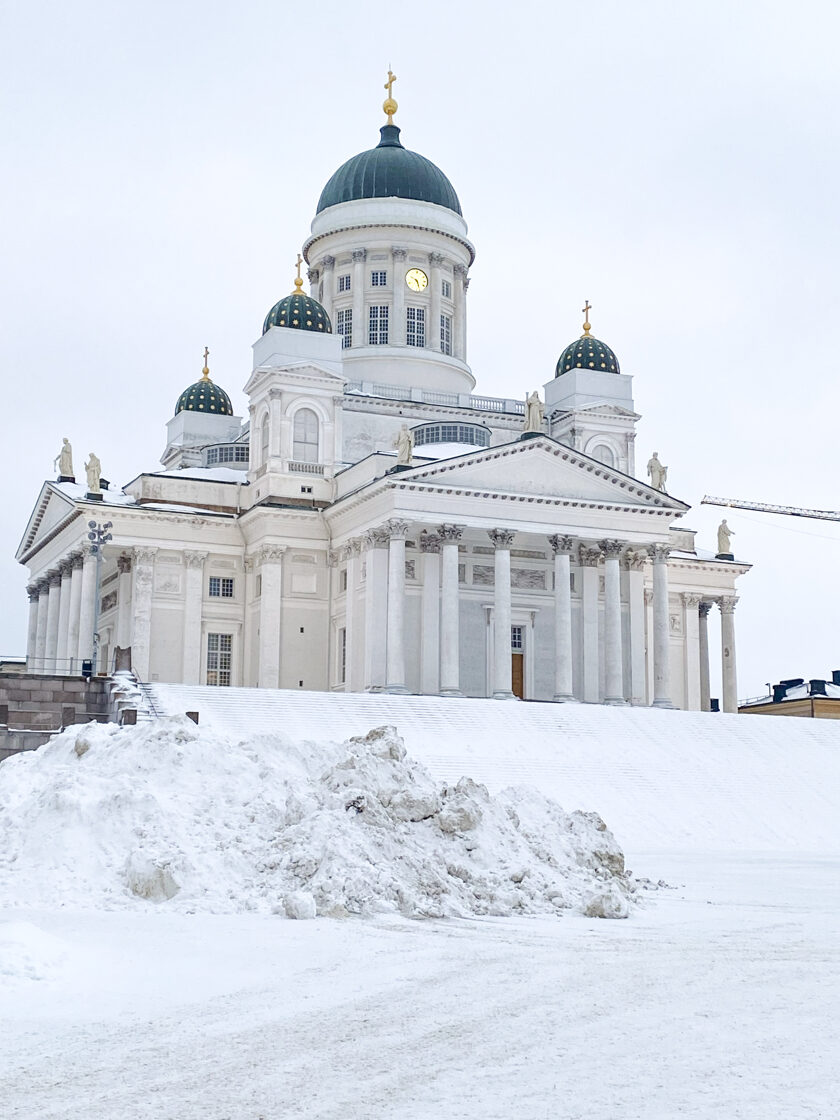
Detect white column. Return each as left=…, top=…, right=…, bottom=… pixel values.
left=683, top=593, right=702, bottom=711
left=548, top=536, right=575, bottom=702
left=66, top=552, right=83, bottom=673
left=429, top=252, right=443, bottom=352
left=352, top=248, right=366, bottom=349
left=419, top=532, right=441, bottom=695
left=130, top=547, right=157, bottom=681
left=579, top=546, right=601, bottom=702
left=438, top=524, right=464, bottom=696
left=489, top=529, right=515, bottom=699
left=344, top=539, right=363, bottom=692
left=25, top=585, right=40, bottom=666
left=319, top=255, right=335, bottom=327
left=626, top=550, right=647, bottom=705
left=243, top=556, right=255, bottom=688
left=77, top=551, right=97, bottom=667
left=385, top=520, right=410, bottom=693
left=391, top=247, right=407, bottom=347
left=720, top=596, right=739, bottom=713
left=34, top=581, right=49, bottom=671
left=257, top=546, right=284, bottom=689
left=698, top=601, right=712, bottom=712
left=44, top=571, right=62, bottom=670
left=56, top=560, right=73, bottom=670
left=649, top=544, right=673, bottom=708
left=453, top=264, right=468, bottom=362
left=182, top=551, right=207, bottom=685
left=600, top=540, right=625, bottom=705
left=116, top=553, right=133, bottom=649
left=363, top=529, right=389, bottom=690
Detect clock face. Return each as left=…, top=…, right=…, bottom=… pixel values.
left=405, top=268, right=428, bottom=292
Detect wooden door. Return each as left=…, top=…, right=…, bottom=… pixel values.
left=511, top=652, right=524, bottom=699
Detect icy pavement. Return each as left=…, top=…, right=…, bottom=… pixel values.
left=1, top=855, right=837, bottom=1119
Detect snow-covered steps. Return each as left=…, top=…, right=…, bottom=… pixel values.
left=147, top=684, right=840, bottom=856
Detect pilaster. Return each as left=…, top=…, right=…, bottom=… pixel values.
left=130, top=547, right=158, bottom=681
left=438, top=524, right=464, bottom=695
left=648, top=544, right=673, bottom=708
left=257, top=545, right=285, bottom=689
left=363, top=528, right=389, bottom=690
left=419, top=531, right=441, bottom=695
left=548, top=535, right=575, bottom=701
left=182, top=551, right=208, bottom=685
left=579, top=545, right=602, bottom=702
left=489, top=528, right=515, bottom=700
left=384, top=519, right=411, bottom=694
left=599, top=539, right=625, bottom=704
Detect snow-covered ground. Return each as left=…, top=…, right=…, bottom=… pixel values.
left=2, top=693, right=839, bottom=1118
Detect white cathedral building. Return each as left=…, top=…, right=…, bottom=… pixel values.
left=16, top=86, right=749, bottom=712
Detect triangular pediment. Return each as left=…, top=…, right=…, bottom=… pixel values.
left=402, top=437, right=686, bottom=509
left=16, top=483, right=79, bottom=561
left=245, top=360, right=346, bottom=397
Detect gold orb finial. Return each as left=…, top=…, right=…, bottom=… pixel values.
left=383, top=67, right=398, bottom=125
left=201, top=345, right=211, bottom=380
left=292, top=253, right=305, bottom=296
left=581, top=300, right=592, bottom=338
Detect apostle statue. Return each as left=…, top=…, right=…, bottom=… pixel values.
left=85, top=452, right=102, bottom=494
left=524, top=391, right=544, bottom=433
left=717, top=519, right=735, bottom=556
left=54, top=438, right=74, bottom=479
left=646, top=451, right=667, bottom=491
left=394, top=424, right=414, bottom=466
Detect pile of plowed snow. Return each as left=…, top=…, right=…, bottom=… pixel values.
left=0, top=718, right=633, bottom=919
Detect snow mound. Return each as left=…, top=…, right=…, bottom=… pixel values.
left=0, top=921, right=69, bottom=982
left=0, top=718, right=632, bottom=919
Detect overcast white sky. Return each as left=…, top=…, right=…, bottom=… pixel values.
left=2, top=0, right=839, bottom=701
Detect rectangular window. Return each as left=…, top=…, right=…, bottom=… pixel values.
left=336, top=307, right=352, bottom=349
left=440, top=313, right=452, bottom=355
left=340, top=568, right=348, bottom=592
left=441, top=278, right=452, bottom=299
left=510, top=625, right=524, bottom=651
left=371, top=270, right=387, bottom=287
left=338, top=274, right=351, bottom=292
left=339, top=627, right=347, bottom=683
left=256, top=574, right=262, bottom=598
left=368, top=305, right=389, bottom=345
left=406, top=306, right=426, bottom=347
left=209, top=576, right=234, bottom=598
left=207, top=633, right=232, bottom=686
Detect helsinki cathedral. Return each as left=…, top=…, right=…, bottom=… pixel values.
left=17, top=74, right=749, bottom=711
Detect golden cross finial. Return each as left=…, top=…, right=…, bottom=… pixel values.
left=202, top=346, right=210, bottom=379
left=581, top=300, right=592, bottom=337
left=382, top=66, right=398, bottom=125
left=292, top=253, right=305, bottom=295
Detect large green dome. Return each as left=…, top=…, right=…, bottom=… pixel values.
left=263, top=281, right=332, bottom=335
left=316, top=125, right=462, bottom=216
left=556, top=333, right=621, bottom=377
left=175, top=371, right=234, bottom=417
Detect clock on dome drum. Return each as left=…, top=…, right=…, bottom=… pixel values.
left=405, top=268, right=428, bottom=292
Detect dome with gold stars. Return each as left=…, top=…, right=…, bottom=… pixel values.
left=555, top=304, right=620, bottom=377
left=174, top=352, right=234, bottom=417
left=262, top=268, right=332, bottom=336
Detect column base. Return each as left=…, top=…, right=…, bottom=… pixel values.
left=439, top=688, right=463, bottom=697
left=553, top=694, right=578, bottom=703
left=604, top=696, right=626, bottom=706
left=382, top=684, right=409, bottom=695
left=652, top=698, right=675, bottom=709
left=492, top=690, right=517, bottom=700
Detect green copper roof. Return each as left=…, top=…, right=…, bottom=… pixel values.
left=175, top=376, right=234, bottom=417
left=263, top=291, right=332, bottom=335
left=316, top=125, right=462, bottom=216
left=556, top=335, right=620, bottom=377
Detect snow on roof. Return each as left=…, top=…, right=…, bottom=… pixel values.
left=53, top=481, right=136, bottom=506
left=153, top=468, right=250, bottom=484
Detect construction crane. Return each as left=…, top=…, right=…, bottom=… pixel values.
left=701, top=496, right=840, bottom=523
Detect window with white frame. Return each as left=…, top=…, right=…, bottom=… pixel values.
left=371, top=270, right=387, bottom=286
left=209, top=576, right=234, bottom=598
left=440, top=313, right=452, bottom=355
left=406, top=306, right=426, bottom=347
left=591, top=444, right=615, bottom=468
left=260, top=415, right=269, bottom=466
left=292, top=407, right=319, bottom=462
left=441, top=278, right=452, bottom=299
left=510, top=625, right=524, bottom=651
left=206, top=633, right=232, bottom=686
left=336, top=307, right=352, bottom=349
left=339, top=626, right=347, bottom=683
left=338, top=274, right=351, bottom=292
left=368, top=305, right=389, bottom=345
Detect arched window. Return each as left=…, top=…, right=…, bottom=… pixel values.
left=590, top=444, right=615, bottom=468
left=293, top=408, right=319, bottom=463
left=260, top=415, right=270, bottom=466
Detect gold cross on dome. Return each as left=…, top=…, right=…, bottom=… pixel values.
left=296, top=253, right=303, bottom=281
left=292, top=253, right=305, bottom=294
left=581, top=300, right=592, bottom=337
left=384, top=68, right=397, bottom=98
left=202, top=346, right=210, bottom=379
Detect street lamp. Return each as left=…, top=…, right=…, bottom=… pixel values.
left=87, top=519, right=113, bottom=675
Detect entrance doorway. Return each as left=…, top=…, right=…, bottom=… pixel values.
left=511, top=652, right=524, bottom=699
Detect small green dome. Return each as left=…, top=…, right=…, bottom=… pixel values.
left=175, top=373, right=234, bottom=417
left=556, top=333, right=620, bottom=377
left=316, top=125, right=462, bottom=216
left=263, top=283, right=332, bottom=335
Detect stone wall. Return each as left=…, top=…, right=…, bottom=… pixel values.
left=0, top=674, right=112, bottom=760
